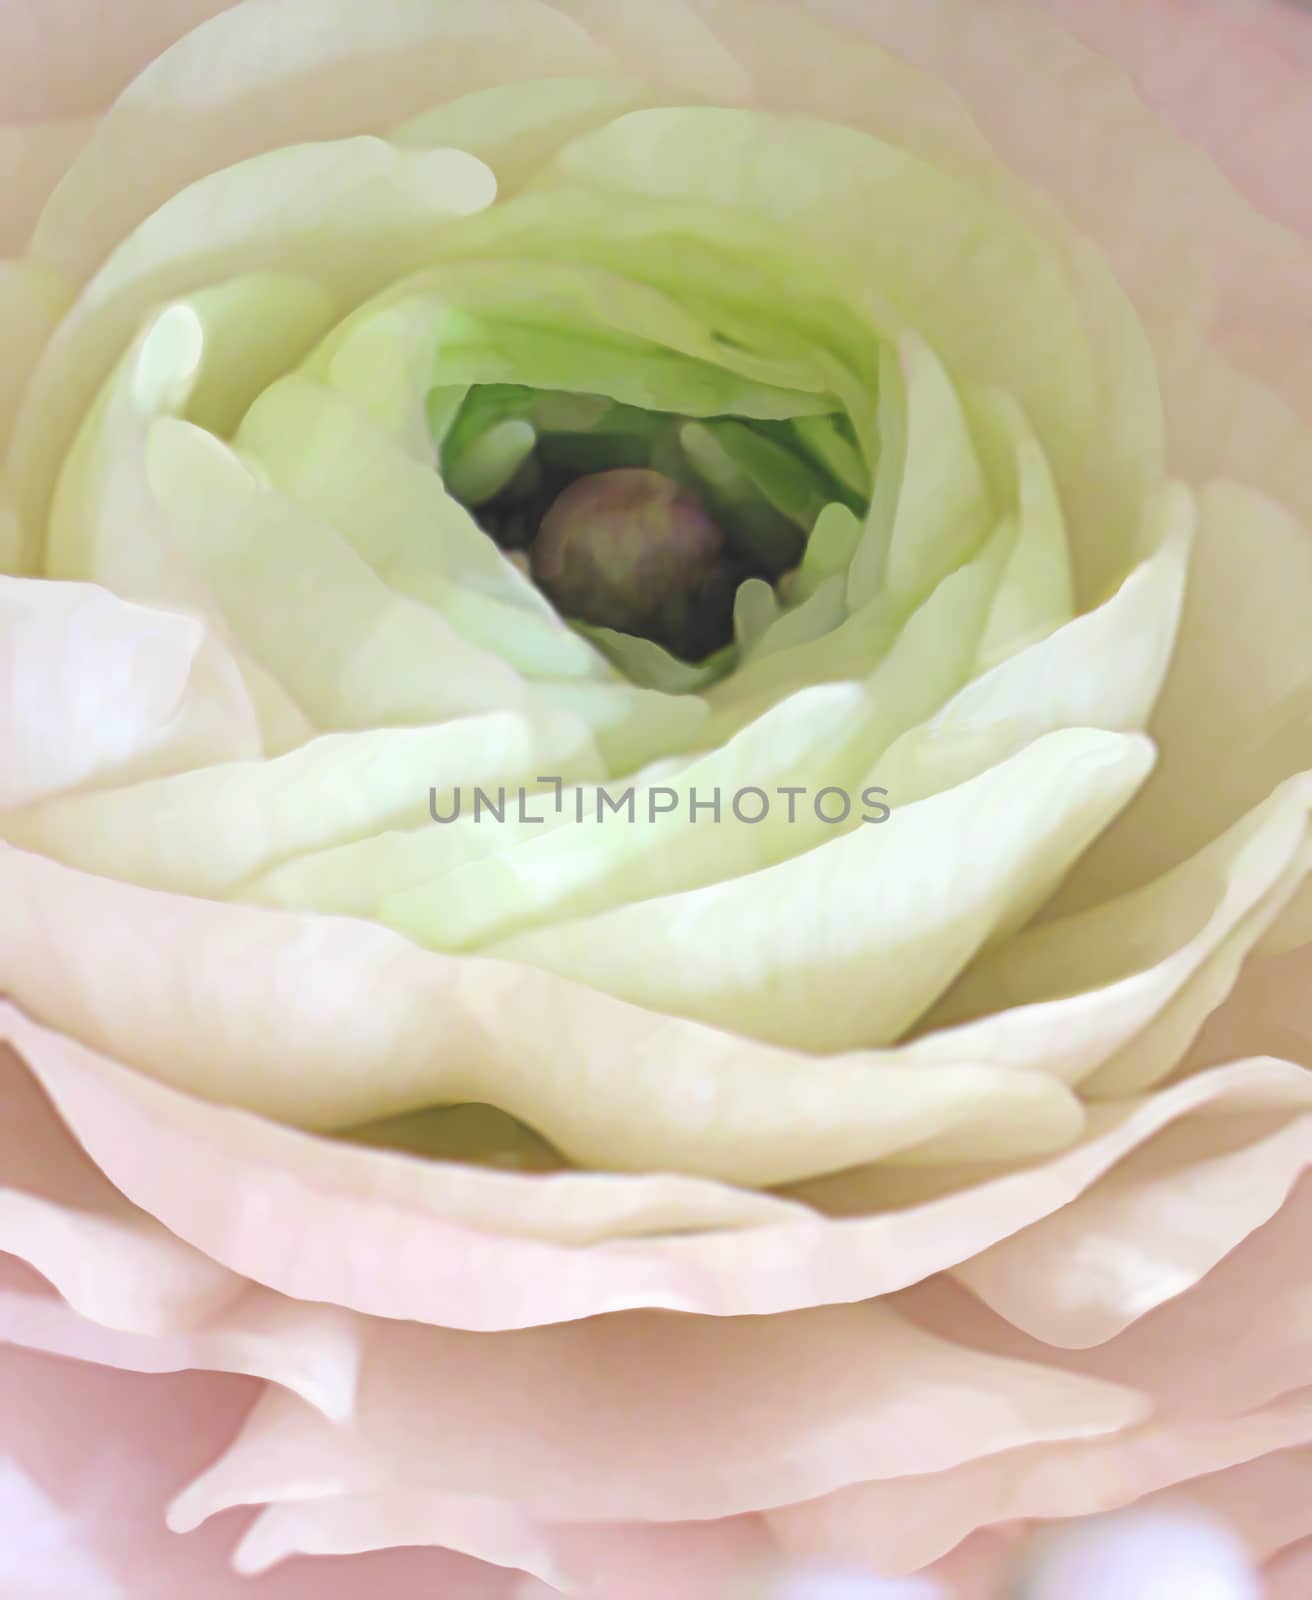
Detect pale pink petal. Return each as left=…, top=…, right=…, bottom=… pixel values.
left=165, top=1303, right=1141, bottom=1531
left=0, top=1268, right=359, bottom=1422
left=767, top=1391, right=1312, bottom=1576
left=939, top=1178, right=1312, bottom=1418
left=1266, top=1534, right=1312, bottom=1600
left=951, top=1109, right=1312, bottom=1346
left=1132, top=1454, right=1312, bottom=1566
left=0, top=124, right=89, bottom=258
left=1038, top=0, right=1312, bottom=238
left=792, top=0, right=1312, bottom=558
left=240, top=1499, right=772, bottom=1599
left=0, top=1344, right=514, bottom=1598
left=764, top=1201, right=1312, bottom=1573
left=0, top=1044, right=369, bottom=1416
left=0, top=0, right=244, bottom=123
left=0, top=0, right=237, bottom=253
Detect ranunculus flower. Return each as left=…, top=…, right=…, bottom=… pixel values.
left=2, top=1, right=1311, bottom=1594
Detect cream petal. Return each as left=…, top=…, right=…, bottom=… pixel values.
left=0, top=575, right=260, bottom=810
left=0, top=856, right=1083, bottom=1180
left=0, top=714, right=594, bottom=897
left=1054, top=483, right=1312, bottom=911
left=391, top=77, right=684, bottom=200
left=0, top=258, right=73, bottom=451
left=868, top=486, right=1189, bottom=807
left=914, top=774, right=1312, bottom=1096
left=27, top=0, right=604, bottom=277
left=4, top=1008, right=1307, bottom=1335
left=0, top=1005, right=813, bottom=1252
left=43, top=306, right=316, bottom=751
left=15, top=135, right=497, bottom=562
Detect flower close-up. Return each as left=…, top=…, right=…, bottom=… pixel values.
left=3, top=1, right=1312, bottom=1596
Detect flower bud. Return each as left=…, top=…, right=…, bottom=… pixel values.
left=530, top=468, right=741, bottom=661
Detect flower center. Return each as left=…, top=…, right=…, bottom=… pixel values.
left=437, top=383, right=871, bottom=675
left=529, top=469, right=743, bottom=660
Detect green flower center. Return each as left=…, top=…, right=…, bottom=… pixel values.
left=437, top=381, right=871, bottom=671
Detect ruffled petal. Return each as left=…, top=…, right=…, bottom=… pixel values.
left=0, top=859, right=1083, bottom=1180
left=2, top=1006, right=1307, bottom=1330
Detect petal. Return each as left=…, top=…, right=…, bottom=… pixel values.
left=920, top=772, right=1312, bottom=1096
left=0, top=575, right=260, bottom=809
left=15, top=135, right=497, bottom=563
left=490, top=728, right=1154, bottom=1050
left=769, top=1392, right=1312, bottom=1578
left=0, top=715, right=594, bottom=898
left=166, top=1301, right=1142, bottom=1530
left=27, top=0, right=604, bottom=277
left=0, top=857, right=1083, bottom=1180
left=0, top=0, right=241, bottom=122
left=1054, top=483, right=1312, bottom=910
left=0, top=1344, right=514, bottom=1598
left=952, top=1108, right=1312, bottom=1347
left=2, top=1007, right=1305, bottom=1329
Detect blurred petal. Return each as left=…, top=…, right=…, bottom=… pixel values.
left=0, top=0, right=242, bottom=122
left=1013, top=1504, right=1260, bottom=1600
left=0, top=1345, right=515, bottom=1598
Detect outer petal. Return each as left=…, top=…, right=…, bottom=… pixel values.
left=0, top=1345, right=515, bottom=1598
left=1, top=1007, right=1308, bottom=1331
left=0, top=854, right=1084, bottom=1179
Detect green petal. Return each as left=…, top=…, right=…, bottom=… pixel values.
left=145, top=412, right=565, bottom=731
left=14, top=137, right=498, bottom=554
left=392, top=77, right=670, bottom=196
left=491, top=728, right=1154, bottom=1051
left=0, top=715, right=592, bottom=898
left=377, top=681, right=876, bottom=950
left=967, top=387, right=1076, bottom=670
left=848, top=337, right=992, bottom=614
left=870, top=484, right=1191, bottom=807
left=235, top=375, right=613, bottom=682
